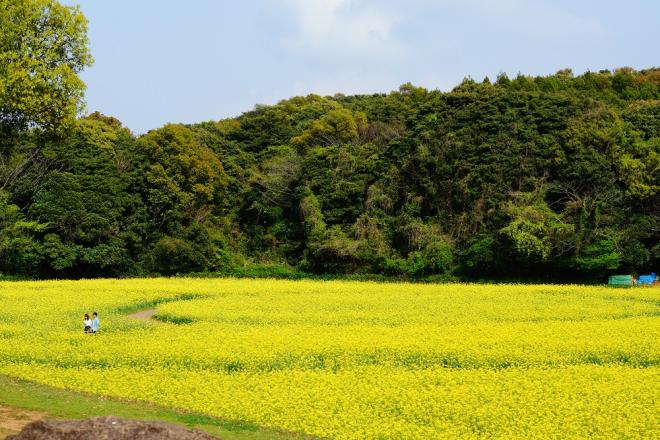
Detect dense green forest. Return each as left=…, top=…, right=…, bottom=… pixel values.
left=1, top=0, right=658, bottom=280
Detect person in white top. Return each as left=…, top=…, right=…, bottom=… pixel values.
left=83, top=313, right=92, bottom=333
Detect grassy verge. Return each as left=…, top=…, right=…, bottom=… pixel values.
left=0, top=375, right=306, bottom=439
left=114, top=293, right=205, bottom=315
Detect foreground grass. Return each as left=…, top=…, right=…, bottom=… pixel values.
left=0, top=375, right=303, bottom=439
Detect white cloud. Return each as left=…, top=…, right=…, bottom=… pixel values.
left=282, top=0, right=405, bottom=58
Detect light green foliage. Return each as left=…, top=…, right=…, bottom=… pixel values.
left=293, top=108, right=359, bottom=147
left=501, top=188, right=574, bottom=261
left=0, top=0, right=92, bottom=133
left=617, top=137, right=659, bottom=198
left=140, top=124, right=228, bottom=228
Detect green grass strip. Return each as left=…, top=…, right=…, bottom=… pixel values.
left=0, top=375, right=308, bottom=439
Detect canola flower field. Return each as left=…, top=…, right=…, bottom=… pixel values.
left=0, top=278, right=658, bottom=439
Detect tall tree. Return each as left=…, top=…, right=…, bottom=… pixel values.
left=0, top=0, right=92, bottom=134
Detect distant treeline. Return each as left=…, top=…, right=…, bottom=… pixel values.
left=1, top=1, right=658, bottom=280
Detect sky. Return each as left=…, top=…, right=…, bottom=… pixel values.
left=63, top=0, right=660, bottom=134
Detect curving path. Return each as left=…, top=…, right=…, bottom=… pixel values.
left=126, top=308, right=156, bottom=320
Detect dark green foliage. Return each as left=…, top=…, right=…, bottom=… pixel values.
left=0, top=191, right=45, bottom=275
left=1, top=67, right=659, bottom=280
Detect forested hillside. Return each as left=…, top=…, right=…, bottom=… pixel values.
left=1, top=2, right=658, bottom=280
left=1, top=69, right=657, bottom=280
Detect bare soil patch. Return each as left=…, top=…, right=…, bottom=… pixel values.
left=6, top=416, right=219, bottom=439
left=126, top=309, right=156, bottom=320
left=0, top=406, right=46, bottom=439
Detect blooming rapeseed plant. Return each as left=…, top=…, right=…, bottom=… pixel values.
left=0, top=278, right=657, bottom=438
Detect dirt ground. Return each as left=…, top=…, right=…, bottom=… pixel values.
left=126, top=309, right=156, bottom=319
left=4, top=416, right=219, bottom=440
left=0, top=406, right=46, bottom=439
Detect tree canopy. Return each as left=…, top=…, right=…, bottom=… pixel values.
left=0, top=0, right=92, bottom=134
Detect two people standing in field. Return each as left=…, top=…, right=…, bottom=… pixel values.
left=83, top=312, right=99, bottom=334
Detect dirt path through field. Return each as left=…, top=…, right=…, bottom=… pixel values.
left=127, top=308, right=156, bottom=319
left=0, top=405, right=47, bottom=439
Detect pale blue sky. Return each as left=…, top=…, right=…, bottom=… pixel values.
left=64, top=0, right=660, bottom=133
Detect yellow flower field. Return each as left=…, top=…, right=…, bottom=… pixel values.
left=0, top=278, right=658, bottom=438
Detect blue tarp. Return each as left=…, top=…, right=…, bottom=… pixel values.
left=638, top=273, right=656, bottom=285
